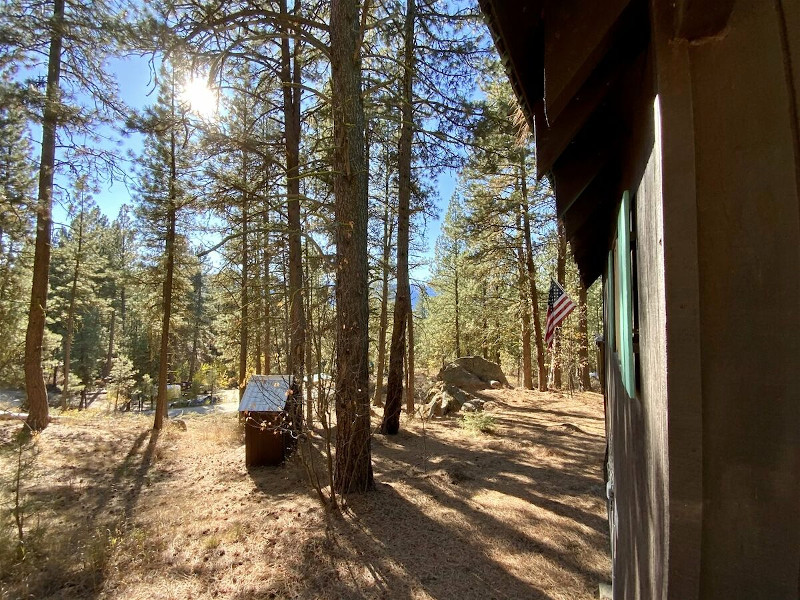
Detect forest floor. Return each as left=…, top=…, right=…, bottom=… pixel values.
left=0, top=387, right=610, bottom=600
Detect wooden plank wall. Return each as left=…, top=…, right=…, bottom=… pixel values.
left=606, top=352, right=665, bottom=598
left=605, top=128, right=670, bottom=599
left=686, top=0, right=800, bottom=596
left=632, top=109, right=669, bottom=600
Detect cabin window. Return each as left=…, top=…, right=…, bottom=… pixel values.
left=608, top=191, right=638, bottom=398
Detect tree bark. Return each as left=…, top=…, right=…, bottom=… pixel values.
left=263, top=207, right=272, bottom=375
left=239, top=156, right=249, bottom=400
left=155, top=202, right=176, bottom=430
left=104, top=308, right=115, bottom=379
left=188, top=272, right=201, bottom=383
left=154, top=74, right=179, bottom=431
left=239, top=200, right=249, bottom=397
left=25, top=0, right=65, bottom=432
left=255, top=232, right=263, bottom=376
left=304, top=228, right=314, bottom=425
left=372, top=198, right=392, bottom=407
left=515, top=207, right=533, bottom=389
left=281, top=244, right=290, bottom=372
left=454, top=261, right=461, bottom=358
left=331, top=0, right=373, bottom=493
left=480, top=282, right=488, bottom=359
left=520, top=161, right=546, bottom=391
left=282, top=0, right=305, bottom=430
left=381, top=0, right=415, bottom=436
left=578, top=281, right=591, bottom=390
left=406, top=306, right=415, bottom=414
left=62, top=200, right=85, bottom=410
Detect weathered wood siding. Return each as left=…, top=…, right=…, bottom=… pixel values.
left=632, top=116, right=669, bottom=600
left=605, top=105, right=670, bottom=599
left=687, top=0, right=800, bottom=596
left=608, top=4, right=800, bottom=593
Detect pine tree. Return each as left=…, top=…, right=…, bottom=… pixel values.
left=0, top=0, right=132, bottom=430
left=381, top=0, right=416, bottom=436
left=48, top=182, right=108, bottom=408
left=23, top=0, right=65, bottom=431
left=133, top=60, right=196, bottom=430
left=331, top=0, right=374, bottom=494
left=0, top=82, right=36, bottom=385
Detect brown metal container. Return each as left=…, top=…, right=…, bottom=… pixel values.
left=239, top=375, right=295, bottom=467
left=243, top=412, right=286, bottom=467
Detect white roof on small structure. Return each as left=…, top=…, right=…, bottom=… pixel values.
left=238, top=375, right=294, bottom=412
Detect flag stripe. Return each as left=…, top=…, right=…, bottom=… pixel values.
left=550, top=302, right=574, bottom=325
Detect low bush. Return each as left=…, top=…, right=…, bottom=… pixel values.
left=459, top=412, right=496, bottom=434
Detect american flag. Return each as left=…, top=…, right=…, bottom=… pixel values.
left=545, top=280, right=576, bottom=348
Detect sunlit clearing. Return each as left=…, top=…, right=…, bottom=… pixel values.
left=183, top=76, right=217, bottom=118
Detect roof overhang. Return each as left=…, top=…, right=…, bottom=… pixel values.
left=479, top=0, right=734, bottom=285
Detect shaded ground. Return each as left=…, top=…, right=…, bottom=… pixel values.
left=0, top=388, right=609, bottom=600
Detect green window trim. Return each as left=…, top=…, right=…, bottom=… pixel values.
left=616, top=191, right=636, bottom=397
left=607, top=249, right=615, bottom=354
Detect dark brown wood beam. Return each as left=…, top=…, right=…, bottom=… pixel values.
left=536, top=10, right=649, bottom=177
left=553, top=148, right=611, bottom=218
left=569, top=203, right=617, bottom=287
left=543, top=0, right=632, bottom=122
left=479, top=0, right=544, bottom=129
left=674, top=0, right=735, bottom=40
left=551, top=95, right=627, bottom=217
left=561, top=165, right=619, bottom=241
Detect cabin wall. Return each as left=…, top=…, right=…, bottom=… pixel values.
left=632, top=111, right=668, bottom=600
left=685, top=0, right=800, bottom=596
left=604, top=57, right=671, bottom=598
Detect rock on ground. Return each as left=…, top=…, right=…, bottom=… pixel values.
left=420, top=358, right=511, bottom=418
left=437, top=357, right=510, bottom=390
left=422, top=381, right=475, bottom=418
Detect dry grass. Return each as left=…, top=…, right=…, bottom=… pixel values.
left=0, top=389, right=610, bottom=600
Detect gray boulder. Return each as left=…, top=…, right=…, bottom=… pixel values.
left=422, top=381, right=474, bottom=417
left=436, top=364, right=484, bottom=390
left=438, top=356, right=509, bottom=389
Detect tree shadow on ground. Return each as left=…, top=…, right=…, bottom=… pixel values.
left=0, top=420, right=161, bottom=600
left=234, top=390, right=609, bottom=599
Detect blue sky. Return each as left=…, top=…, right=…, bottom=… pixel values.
left=49, top=53, right=451, bottom=281
left=57, top=56, right=153, bottom=223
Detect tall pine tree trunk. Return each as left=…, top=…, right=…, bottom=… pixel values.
left=381, top=0, right=415, bottom=436
left=331, top=0, right=373, bottom=493
left=304, top=233, right=314, bottom=425
left=154, top=96, right=178, bottom=431
left=454, top=262, right=461, bottom=357
left=518, top=262, right=534, bottom=388
left=239, top=179, right=249, bottom=400
left=372, top=200, right=391, bottom=407
left=578, top=281, right=591, bottom=390
left=480, top=283, right=488, bottom=359
left=155, top=202, right=176, bottom=430
left=406, top=307, right=415, bottom=413
left=281, top=245, right=290, bottom=372
left=282, top=0, right=305, bottom=431
left=62, top=202, right=85, bottom=409
left=516, top=208, right=533, bottom=389
left=520, top=160, right=546, bottom=391
left=255, top=232, right=263, bottom=375
left=25, top=0, right=65, bottom=432
left=188, top=272, right=201, bottom=382
left=263, top=207, right=272, bottom=374
left=104, top=308, right=115, bottom=379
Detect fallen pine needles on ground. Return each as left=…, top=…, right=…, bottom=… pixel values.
left=0, top=390, right=609, bottom=600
